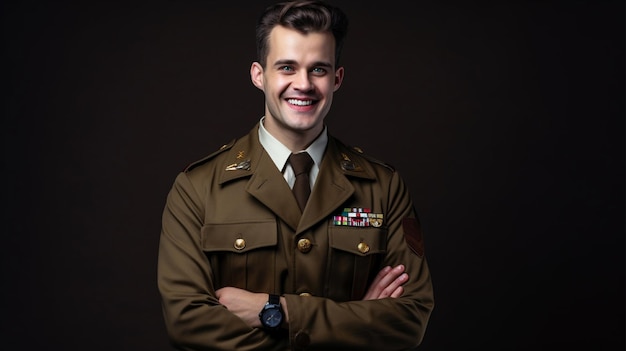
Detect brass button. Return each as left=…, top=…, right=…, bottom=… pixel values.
left=299, top=292, right=312, bottom=297
left=357, top=242, right=370, bottom=254
left=297, top=238, right=312, bottom=253
left=234, top=238, right=246, bottom=250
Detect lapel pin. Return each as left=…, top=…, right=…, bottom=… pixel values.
left=225, top=159, right=251, bottom=171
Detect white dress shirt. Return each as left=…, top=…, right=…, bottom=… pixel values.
left=258, top=116, right=327, bottom=190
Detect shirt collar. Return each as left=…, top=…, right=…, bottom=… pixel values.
left=258, top=116, right=327, bottom=172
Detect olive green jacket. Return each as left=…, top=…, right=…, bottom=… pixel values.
left=158, top=123, right=434, bottom=350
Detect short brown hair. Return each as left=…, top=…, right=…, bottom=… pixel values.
left=255, top=0, right=349, bottom=68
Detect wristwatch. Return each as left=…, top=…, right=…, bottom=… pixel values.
left=259, top=294, right=283, bottom=331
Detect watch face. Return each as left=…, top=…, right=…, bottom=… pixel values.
left=261, top=307, right=282, bottom=328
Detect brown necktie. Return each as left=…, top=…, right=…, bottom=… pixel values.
left=288, top=152, right=314, bottom=212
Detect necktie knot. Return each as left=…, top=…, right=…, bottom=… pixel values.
left=289, top=152, right=314, bottom=176
left=288, top=152, right=313, bottom=212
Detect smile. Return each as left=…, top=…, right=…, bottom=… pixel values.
left=287, top=99, right=313, bottom=106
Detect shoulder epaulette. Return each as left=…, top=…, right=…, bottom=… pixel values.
left=182, top=139, right=236, bottom=172
left=350, top=145, right=395, bottom=172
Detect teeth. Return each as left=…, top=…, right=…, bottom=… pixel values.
left=287, top=99, right=313, bottom=106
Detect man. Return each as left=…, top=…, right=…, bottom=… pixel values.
left=157, top=1, right=434, bottom=349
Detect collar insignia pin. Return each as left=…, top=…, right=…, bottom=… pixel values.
left=225, top=159, right=251, bottom=171
left=340, top=153, right=362, bottom=171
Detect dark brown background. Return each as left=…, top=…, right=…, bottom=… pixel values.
left=2, top=0, right=624, bottom=350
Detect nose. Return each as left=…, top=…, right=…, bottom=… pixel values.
left=293, top=71, right=314, bottom=91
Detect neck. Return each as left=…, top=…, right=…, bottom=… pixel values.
left=263, top=118, right=323, bottom=152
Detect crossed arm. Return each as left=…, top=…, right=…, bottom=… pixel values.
left=215, top=264, right=409, bottom=328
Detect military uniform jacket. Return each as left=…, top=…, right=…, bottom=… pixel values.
left=158, top=123, right=434, bottom=350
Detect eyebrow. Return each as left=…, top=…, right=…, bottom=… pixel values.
left=273, top=59, right=334, bottom=69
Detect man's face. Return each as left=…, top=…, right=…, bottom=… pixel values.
left=251, top=25, right=344, bottom=143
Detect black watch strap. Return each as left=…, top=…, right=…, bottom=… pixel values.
left=269, top=294, right=280, bottom=305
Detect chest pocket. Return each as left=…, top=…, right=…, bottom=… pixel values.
left=327, top=226, right=388, bottom=301
left=201, top=220, right=277, bottom=291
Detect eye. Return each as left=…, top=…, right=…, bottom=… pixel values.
left=311, top=67, right=327, bottom=75
left=279, top=66, right=294, bottom=72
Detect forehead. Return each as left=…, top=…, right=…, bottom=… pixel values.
left=267, top=25, right=336, bottom=64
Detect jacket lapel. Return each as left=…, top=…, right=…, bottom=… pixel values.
left=246, top=152, right=302, bottom=231
left=298, top=151, right=353, bottom=233
left=216, top=125, right=301, bottom=230
left=298, top=137, right=377, bottom=233
left=218, top=125, right=377, bottom=234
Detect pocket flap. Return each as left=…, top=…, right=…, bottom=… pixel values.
left=201, top=220, right=277, bottom=253
left=329, top=227, right=387, bottom=256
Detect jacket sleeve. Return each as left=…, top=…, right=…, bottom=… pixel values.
left=284, top=171, right=435, bottom=350
left=157, top=172, right=283, bottom=351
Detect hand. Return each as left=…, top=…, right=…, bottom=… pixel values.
left=362, top=264, right=408, bottom=300
left=216, top=287, right=267, bottom=328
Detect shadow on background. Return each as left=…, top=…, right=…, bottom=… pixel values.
left=2, top=0, right=624, bottom=349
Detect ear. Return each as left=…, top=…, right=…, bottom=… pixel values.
left=333, top=66, right=345, bottom=92
left=250, top=62, right=264, bottom=90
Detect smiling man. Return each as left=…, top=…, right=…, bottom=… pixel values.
left=250, top=24, right=342, bottom=152
left=157, top=1, right=434, bottom=350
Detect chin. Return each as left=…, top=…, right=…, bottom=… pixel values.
left=290, top=118, right=320, bottom=132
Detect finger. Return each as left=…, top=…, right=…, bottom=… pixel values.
left=369, top=265, right=392, bottom=288
left=363, top=266, right=391, bottom=300
left=387, top=274, right=408, bottom=298
left=389, top=286, right=404, bottom=298
left=379, top=272, right=408, bottom=299
left=363, top=265, right=407, bottom=300
left=376, top=265, right=405, bottom=292
left=363, top=266, right=392, bottom=300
